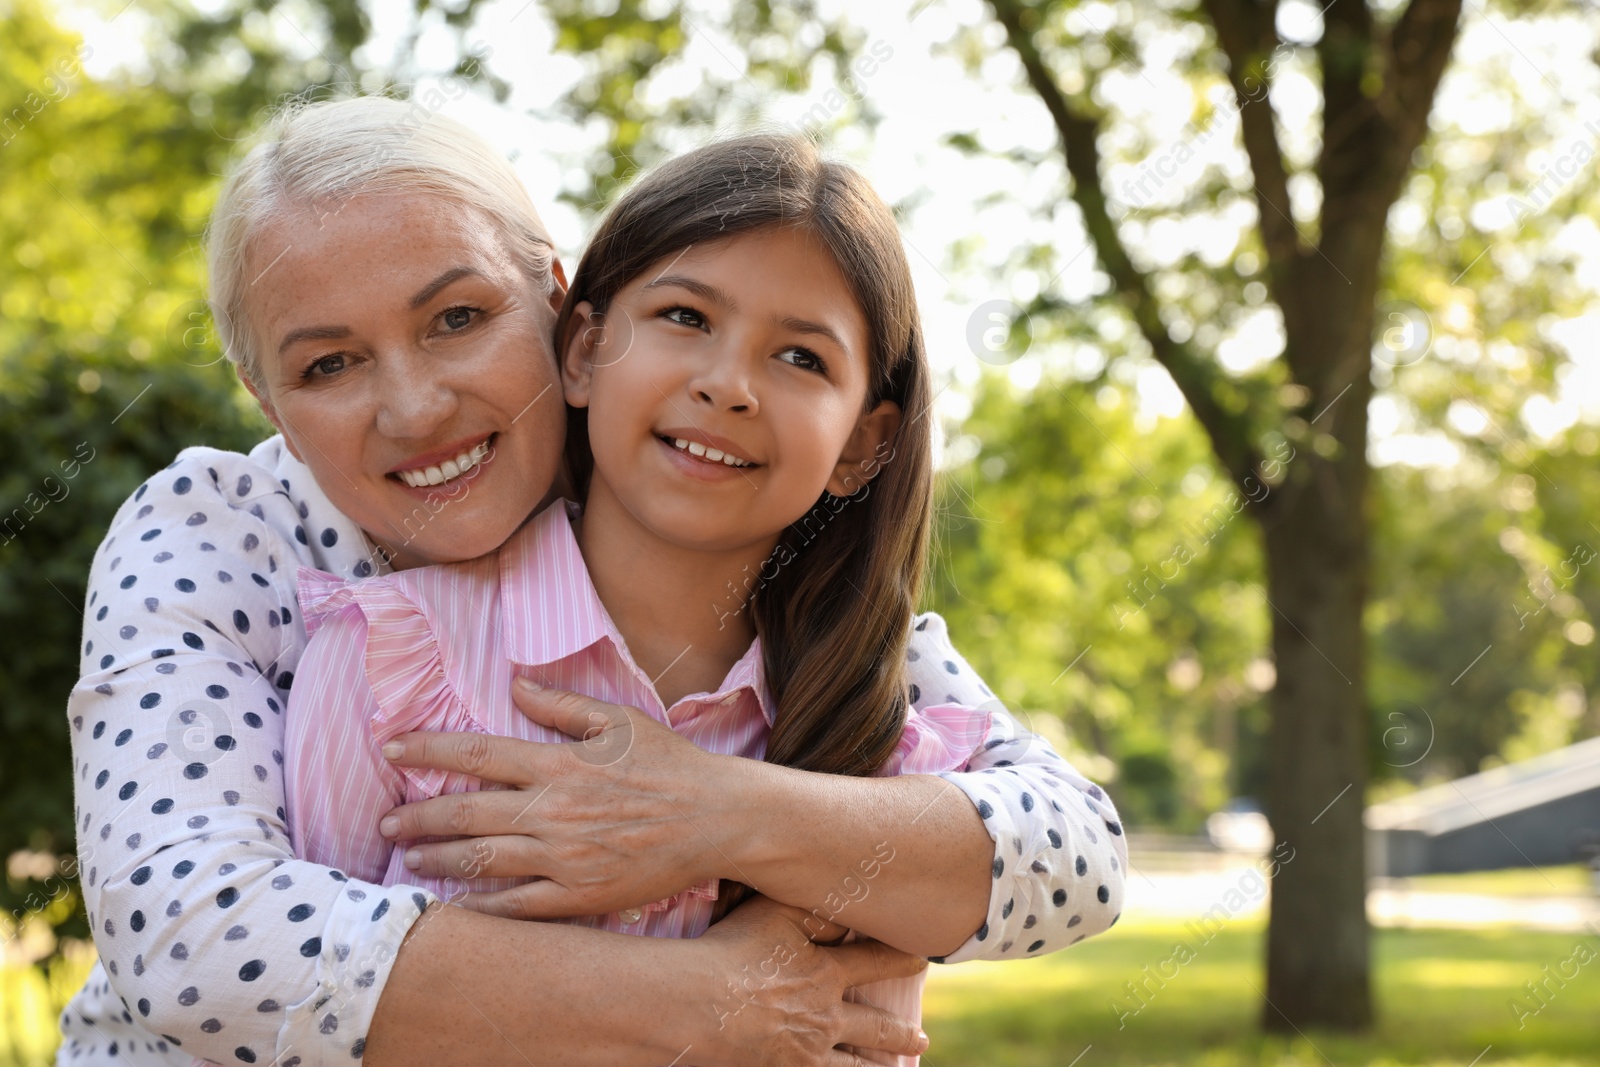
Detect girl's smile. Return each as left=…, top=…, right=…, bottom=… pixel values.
left=563, top=224, right=899, bottom=559
left=658, top=431, right=757, bottom=470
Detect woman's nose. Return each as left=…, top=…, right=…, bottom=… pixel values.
left=373, top=355, right=460, bottom=439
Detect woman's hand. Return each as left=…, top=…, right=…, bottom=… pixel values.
left=683, top=895, right=931, bottom=1066
left=377, top=678, right=745, bottom=917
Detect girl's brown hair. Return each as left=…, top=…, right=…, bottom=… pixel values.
left=554, top=134, right=933, bottom=919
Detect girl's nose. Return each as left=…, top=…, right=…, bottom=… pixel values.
left=690, top=348, right=758, bottom=415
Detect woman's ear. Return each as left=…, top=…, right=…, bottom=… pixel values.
left=545, top=257, right=570, bottom=315
left=561, top=300, right=599, bottom=409
left=827, top=399, right=902, bottom=497
left=237, top=365, right=304, bottom=463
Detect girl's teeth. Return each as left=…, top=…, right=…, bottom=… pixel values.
left=667, top=436, right=751, bottom=468
left=425, top=465, right=444, bottom=485
left=441, top=459, right=461, bottom=479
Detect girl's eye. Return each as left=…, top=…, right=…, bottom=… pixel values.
left=662, top=306, right=707, bottom=329
left=440, top=306, right=477, bottom=331
left=776, top=346, right=827, bottom=374
left=303, top=353, right=347, bottom=379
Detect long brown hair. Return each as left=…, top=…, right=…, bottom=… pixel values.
left=554, top=134, right=934, bottom=919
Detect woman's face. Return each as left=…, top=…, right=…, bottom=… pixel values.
left=241, top=194, right=567, bottom=570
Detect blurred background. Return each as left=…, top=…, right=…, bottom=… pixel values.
left=2, top=0, right=1598, bottom=1064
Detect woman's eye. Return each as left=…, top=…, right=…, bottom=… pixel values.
left=440, top=306, right=477, bottom=331
left=304, top=353, right=347, bottom=379
left=663, top=306, right=707, bottom=329
left=776, top=346, right=826, bottom=373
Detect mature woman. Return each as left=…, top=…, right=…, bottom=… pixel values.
left=60, top=98, right=1126, bottom=1067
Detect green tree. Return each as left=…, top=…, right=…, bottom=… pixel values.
left=530, top=0, right=1600, bottom=1032
left=929, top=373, right=1274, bottom=829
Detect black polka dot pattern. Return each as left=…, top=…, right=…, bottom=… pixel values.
left=907, top=611, right=1128, bottom=967
left=61, top=442, right=433, bottom=1065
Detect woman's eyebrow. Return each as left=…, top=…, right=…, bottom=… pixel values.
left=410, top=266, right=484, bottom=308
left=643, top=274, right=737, bottom=310
left=276, top=268, right=485, bottom=355
left=278, top=324, right=350, bottom=356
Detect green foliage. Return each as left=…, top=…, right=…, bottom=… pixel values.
left=0, top=0, right=324, bottom=952
left=928, top=373, right=1271, bottom=828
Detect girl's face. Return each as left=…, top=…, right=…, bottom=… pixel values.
left=562, top=225, right=901, bottom=555
left=242, top=194, right=568, bottom=570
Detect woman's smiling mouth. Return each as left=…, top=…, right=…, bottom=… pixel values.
left=391, top=435, right=496, bottom=488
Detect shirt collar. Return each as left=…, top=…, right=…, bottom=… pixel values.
left=499, top=499, right=614, bottom=668
left=499, top=499, right=777, bottom=724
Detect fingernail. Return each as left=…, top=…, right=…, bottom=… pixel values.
left=404, top=849, right=421, bottom=870
left=381, top=742, right=403, bottom=760
left=916, top=1030, right=929, bottom=1052
left=517, top=677, right=543, bottom=692
left=379, top=816, right=399, bottom=838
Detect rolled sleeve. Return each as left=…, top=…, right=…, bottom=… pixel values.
left=905, top=612, right=1128, bottom=964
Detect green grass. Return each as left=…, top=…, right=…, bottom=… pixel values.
left=5, top=925, right=1599, bottom=1066
left=922, top=922, right=1600, bottom=1067
left=1401, top=864, right=1595, bottom=898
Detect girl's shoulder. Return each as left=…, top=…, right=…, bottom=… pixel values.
left=99, top=436, right=379, bottom=582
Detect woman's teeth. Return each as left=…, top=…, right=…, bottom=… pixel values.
left=669, top=437, right=752, bottom=468
left=397, top=441, right=491, bottom=488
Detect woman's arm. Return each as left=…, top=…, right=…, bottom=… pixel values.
left=69, top=456, right=434, bottom=1064
left=385, top=612, right=1126, bottom=960
left=363, top=895, right=931, bottom=1067
left=717, top=613, right=1128, bottom=960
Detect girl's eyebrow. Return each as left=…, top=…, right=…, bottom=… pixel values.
left=643, top=274, right=737, bottom=310
left=644, top=275, right=847, bottom=350
left=777, top=315, right=845, bottom=350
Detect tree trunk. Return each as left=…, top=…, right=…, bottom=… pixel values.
left=984, top=0, right=1462, bottom=1033
left=1259, top=287, right=1376, bottom=1030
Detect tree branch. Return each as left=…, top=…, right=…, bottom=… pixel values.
left=987, top=0, right=1263, bottom=495
left=1198, top=0, right=1304, bottom=303
left=1386, top=0, right=1463, bottom=163
left=1317, top=0, right=1461, bottom=291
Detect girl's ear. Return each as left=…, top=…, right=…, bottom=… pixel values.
left=237, top=365, right=304, bottom=463
left=827, top=399, right=902, bottom=497
left=560, top=300, right=600, bottom=409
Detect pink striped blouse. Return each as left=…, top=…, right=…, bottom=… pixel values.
left=283, top=500, right=992, bottom=1065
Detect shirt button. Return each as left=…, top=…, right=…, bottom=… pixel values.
left=620, top=907, right=643, bottom=924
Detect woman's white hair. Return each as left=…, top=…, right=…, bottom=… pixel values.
left=207, top=96, right=556, bottom=386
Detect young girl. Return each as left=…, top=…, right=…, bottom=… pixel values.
left=284, top=134, right=1113, bottom=1063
